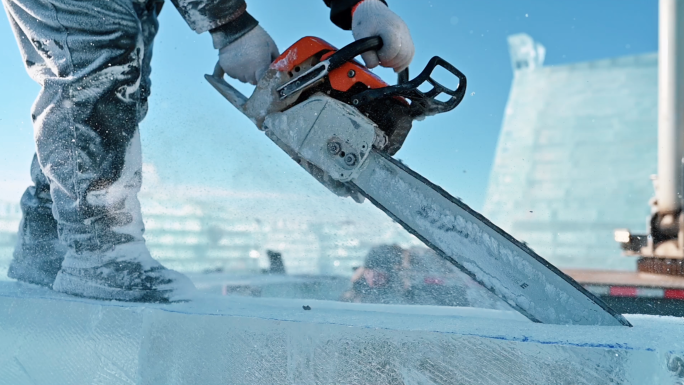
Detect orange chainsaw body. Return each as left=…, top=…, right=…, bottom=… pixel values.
left=265, top=36, right=465, bottom=155
left=271, top=36, right=389, bottom=93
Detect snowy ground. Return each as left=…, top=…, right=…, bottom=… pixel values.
left=1, top=281, right=683, bottom=384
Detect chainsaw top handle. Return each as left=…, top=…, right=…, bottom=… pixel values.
left=327, top=36, right=383, bottom=69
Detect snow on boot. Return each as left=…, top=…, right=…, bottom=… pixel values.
left=52, top=243, right=195, bottom=303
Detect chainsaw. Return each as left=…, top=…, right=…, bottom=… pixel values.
left=205, top=36, right=630, bottom=326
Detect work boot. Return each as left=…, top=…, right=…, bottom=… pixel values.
left=8, top=240, right=65, bottom=288
left=52, top=243, right=195, bottom=303
left=52, top=245, right=195, bottom=303
left=53, top=262, right=195, bottom=303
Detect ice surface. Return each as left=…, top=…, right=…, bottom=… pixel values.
left=1, top=281, right=683, bottom=384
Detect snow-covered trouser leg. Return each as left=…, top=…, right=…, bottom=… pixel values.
left=4, top=0, right=194, bottom=301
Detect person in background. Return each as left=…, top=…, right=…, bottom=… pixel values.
left=266, top=250, right=286, bottom=275
left=341, top=244, right=407, bottom=304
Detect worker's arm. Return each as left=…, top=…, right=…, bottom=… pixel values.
left=170, top=0, right=278, bottom=85
left=324, top=0, right=414, bottom=72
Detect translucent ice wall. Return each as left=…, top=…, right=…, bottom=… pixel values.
left=484, top=36, right=657, bottom=271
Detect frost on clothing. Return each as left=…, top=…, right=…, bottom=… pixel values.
left=170, top=0, right=248, bottom=34
left=4, top=0, right=153, bottom=262
left=3, top=0, right=193, bottom=301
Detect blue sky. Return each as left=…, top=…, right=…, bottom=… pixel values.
left=0, top=0, right=657, bottom=214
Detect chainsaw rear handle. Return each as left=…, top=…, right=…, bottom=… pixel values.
left=331, top=36, right=409, bottom=86
left=351, top=56, right=467, bottom=117
left=329, top=37, right=472, bottom=116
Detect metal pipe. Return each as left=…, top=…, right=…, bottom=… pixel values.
left=657, top=0, right=684, bottom=213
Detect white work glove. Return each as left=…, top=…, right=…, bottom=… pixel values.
left=351, top=0, right=415, bottom=72
left=218, top=25, right=279, bottom=85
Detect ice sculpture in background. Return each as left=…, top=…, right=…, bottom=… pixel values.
left=507, top=33, right=546, bottom=72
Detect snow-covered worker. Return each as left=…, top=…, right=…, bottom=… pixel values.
left=3, top=0, right=415, bottom=302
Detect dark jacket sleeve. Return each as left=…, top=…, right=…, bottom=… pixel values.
left=323, top=0, right=387, bottom=30
left=170, top=0, right=258, bottom=36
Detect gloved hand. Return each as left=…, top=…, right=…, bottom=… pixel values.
left=218, top=25, right=279, bottom=85
left=351, top=0, right=415, bottom=73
